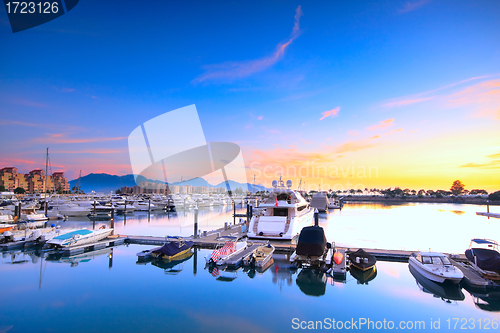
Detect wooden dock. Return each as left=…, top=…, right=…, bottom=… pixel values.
left=476, top=212, right=500, bottom=219
left=451, top=259, right=500, bottom=290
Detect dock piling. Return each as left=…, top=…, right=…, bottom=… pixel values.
left=193, top=206, right=198, bottom=239
left=314, top=209, right=319, bottom=226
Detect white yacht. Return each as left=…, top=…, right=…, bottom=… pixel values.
left=248, top=179, right=314, bottom=240
left=56, top=204, right=91, bottom=217
left=45, top=227, right=113, bottom=248
left=408, top=252, right=463, bottom=284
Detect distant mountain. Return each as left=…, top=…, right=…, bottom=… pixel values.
left=69, top=173, right=268, bottom=193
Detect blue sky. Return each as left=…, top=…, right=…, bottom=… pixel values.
left=1, top=0, right=499, bottom=190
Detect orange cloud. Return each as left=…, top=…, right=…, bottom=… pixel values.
left=319, top=107, right=340, bottom=120
left=385, top=128, right=403, bottom=135
left=193, top=6, right=302, bottom=83
left=366, top=118, right=394, bottom=131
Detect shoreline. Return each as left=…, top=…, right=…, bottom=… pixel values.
left=341, top=195, right=499, bottom=206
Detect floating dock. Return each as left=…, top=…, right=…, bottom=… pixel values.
left=451, top=259, right=500, bottom=291
left=50, top=235, right=126, bottom=256
left=476, top=212, right=500, bottom=219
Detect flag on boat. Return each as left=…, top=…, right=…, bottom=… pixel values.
left=275, top=196, right=278, bottom=207
left=210, top=241, right=236, bottom=262
left=211, top=249, right=221, bottom=262
left=220, top=241, right=236, bottom=256
left=211, top=267, right=219, bottom=277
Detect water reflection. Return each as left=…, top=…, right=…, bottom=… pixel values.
left=409, top=265, right=465, bottom=302
left=296, top=268, right=327, bottom=296
left=349, top=266, right=377, bottom=285
left=46, top=248, right=113, bottom=268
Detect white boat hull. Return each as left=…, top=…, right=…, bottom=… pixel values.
left=408, top=257, right=463, bottom=284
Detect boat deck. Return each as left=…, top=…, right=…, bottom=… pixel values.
left=222, top=243, right=264, bottom=267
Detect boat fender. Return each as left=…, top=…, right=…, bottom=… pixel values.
left=334, top=252, right=343, bottom=265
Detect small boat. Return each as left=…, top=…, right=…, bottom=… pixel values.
left=350, top=265, right=377, bottom=284
left=205, top=236, right=247, bottom=266
left=289, top=225, right=335, bottom=269
left=348, top=248, right=377, bottom=271
left=408, top=252, right=463, bottom=284
left=310, top=192, right=329, bottom=212
left=0, top=225, right=14, bottom=233
left=243, top=244, right=275, bottom=268
left=151, top=251, right=193, bottom=274
left=45, top=227, right=113, bottom=248
left=465, top=239, right=500, bottom=272
left=151, top=237, right=194, bottom=260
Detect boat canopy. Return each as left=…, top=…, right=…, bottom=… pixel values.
left=52, top=230, right=92, bottom=240
left=153, top=240, right=193, bottom=257
left=471, top=239, right=498, bottom=246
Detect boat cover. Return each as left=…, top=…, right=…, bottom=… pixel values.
left=154, top=240, right=194, bottom=257
left=296, top=226, right=327, bottom=257
left=52, top=229, right=93, bottom=240
left=471, top=239, right=498, bottom=246
left=348, top=248, right=377, bottom=270
left=465, top=248, right=500, bottom=271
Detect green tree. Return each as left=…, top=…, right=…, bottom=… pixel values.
left=14, top=187, right=25, bottom=194
left=450, top=180, right=465, bottom=196
left=0, top=185, right=5, bottom=192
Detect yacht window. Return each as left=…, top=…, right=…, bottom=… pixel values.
left=441, top=257, right=451, bottom=265
left=416, top=254, right=422, bottom=263
left=422, top=256, right=432, bottom=264
left=273, top=208, right=288, bottom=217
left=431, top=257, right=442, bottom=265
left=297, top=205, right=307, bottom=211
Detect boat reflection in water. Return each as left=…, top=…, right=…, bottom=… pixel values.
left=461, top=284, right=500, bottom=312
left=296, top=268, right=327, bottom=297
left=244, top=258, right=275, bottom=279
left=349, top=265, right=377, bottom=285
left=151, top=251, right=193, bottom=275
left=271, top=254, right=298, bottom=290
left=46, top=248, right=113, bottom=267
left=409, top=265, right=465, bottom=303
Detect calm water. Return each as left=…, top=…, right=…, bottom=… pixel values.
left=1, top=202, right=499, bottom=333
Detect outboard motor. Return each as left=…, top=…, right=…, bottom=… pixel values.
left=3, top=230, right=14, bottom=243
left=296, top=226, right=327, bottom=257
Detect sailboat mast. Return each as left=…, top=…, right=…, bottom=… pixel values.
left=44, top=147, right=48, bottom=195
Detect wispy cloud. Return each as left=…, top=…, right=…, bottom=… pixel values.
left=51, top=149, right=124, bottom=154
left=319, top=107, right=340, bottom=120
left=192, top=6, right=303, bottom=83
left=348, top=130, right=359, bottom=136
left=460, top=160, right=500, bottom=169
left=366, top=118, right=394, bottom=131
left=382, top=97, right=432, bottom=108
left=398, top=0, right=431, bottom=14
left=10, top=98, right=47, bottom=108
left=34, top=133, right=127, bottom=144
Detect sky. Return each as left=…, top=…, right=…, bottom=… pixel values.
left=0, top=0, right=499, bottom=191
